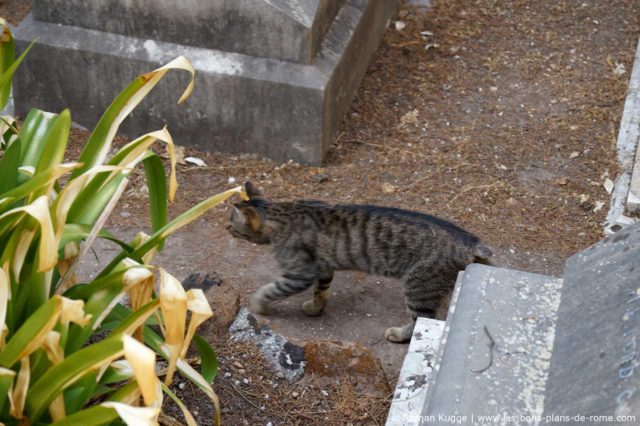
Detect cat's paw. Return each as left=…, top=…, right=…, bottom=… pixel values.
left=384, top=326, right=412, bottom=343
left=249, top=293, right=270, bottom=315
left=302, top=299, right=324, bottom=316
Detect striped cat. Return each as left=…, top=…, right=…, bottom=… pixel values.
left=228, top=182, right=492, bottom=343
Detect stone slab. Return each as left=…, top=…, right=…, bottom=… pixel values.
left=542, top=223, right=640, bottom=423
left=14, top=0, right=396, bottom=165
left=386, top=317, right=444, bottom=426
left=32, top=0, right=346, bottom=64
left=422, top=264, right=563, bottom=425
left=606, top=37, right=640, bottom=228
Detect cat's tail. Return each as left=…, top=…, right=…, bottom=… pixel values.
left=473, top=243, right=494, bottom=265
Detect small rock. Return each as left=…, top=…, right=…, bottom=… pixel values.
left=224, top=372, right=232, bottom=378
left=554, top=176, right=569, bottom=186
left=276, top=372, right=285, bottom=379
left=233, top=361, right=244, bottom=369
left=235, top=380, right=240, bottom=386
left=569, top=151, right=580, bottom=159
left=243, top=378, right=250, bottom=385
left=185, top=156, right=206, bottom=167
left=394, top=21, right=406, bottom=31
left=603, top=178, right=614, bottom=194
left=320, top=390, right=329, bottom=397
left=614, top=62, right=626, bottom=76
left=382, top=182, right=396, bottom=194
left=239, top=369, right=246, bottom=375
left=313, top=173, right=330, bottom=183
left=292, top=391, right=299, bottom=398
left=178, top=382, right=186, bottom=390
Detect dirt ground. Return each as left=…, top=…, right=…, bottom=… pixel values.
left=3, top=0, right=640, bottom=424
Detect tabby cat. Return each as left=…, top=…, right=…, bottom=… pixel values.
left=227, top=182, right=492, bottom=343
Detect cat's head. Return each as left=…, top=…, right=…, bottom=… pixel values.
left=227, top=181, right=271, bottom=245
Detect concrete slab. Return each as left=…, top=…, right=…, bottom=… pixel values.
left=543, top=222, right=640, bottom=422
left=606, top=37, right=640, bottom=228
left=422, top=265, right=563, bottom=425
left=32, top=0, right=346, bottom=64
left=386, top=317, right=444, bottom=426
left=14, top=0, right=396, bottom=165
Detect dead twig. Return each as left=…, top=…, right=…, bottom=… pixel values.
left=471, top=325, right=496, bottom=374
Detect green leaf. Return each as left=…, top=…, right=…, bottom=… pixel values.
left=97, top=187, right=244, bottom=279
left=142, top=153, right=168, bottom=250
left=0, top=21, right=16, bottom=110
left=0, top=29, right=33, bottom=111
left=18, top=109, right=58, bottom=176
left=27, top=337, right=124, bottom=422
left=194, top=334, right=218, bottom=384
left=0, top=138, right=21, bottom=194
left=34, top=108, right=71, bottom=175
left=63, top=370, right=99, bottom=415
left=60, top=224, right=134, bottom=254
left=0, top=296, right=60, bottom=368
left=50, top=405, right=117, bottom=426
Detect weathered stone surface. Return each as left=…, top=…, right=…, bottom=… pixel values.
left=422, top=265, right=563, bottom=423
left=304, top=339, right=390, bottom=397
left=229, top=307, right=306, bottom=382
left=33, top=0, right=347, bottom=64
left=14, top=0, right=396, bottom=164
left=543, top=223, right=640, bottom=422
left=183, top=272, right=239, bottom=341
left=387, top=317, right=444, bottom=426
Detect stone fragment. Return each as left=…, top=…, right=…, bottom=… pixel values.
left=229, top=308, right=306, bottom=382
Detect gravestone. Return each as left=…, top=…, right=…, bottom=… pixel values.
left=409, top=223, right=640, bottom=425
left=543, top=224, right=640, bottom=422
left=13, top=0, right=396, bottom=164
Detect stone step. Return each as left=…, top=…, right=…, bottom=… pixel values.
left=386, top=317, right=445, bottom=426
left=421, top=264, right=563, bottom=424
left=32, top=0, right=347, bottom=64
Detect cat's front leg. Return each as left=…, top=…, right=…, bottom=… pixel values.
left=249, top=272, right=316, bottom=315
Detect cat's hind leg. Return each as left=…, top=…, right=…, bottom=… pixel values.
left=302, top=272, right=334, bottom=316
left=385, top=261, right=456, bottom=343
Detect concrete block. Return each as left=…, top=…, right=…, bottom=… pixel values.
left=14, top=0, right=396, bottom=164
left=32, top=0, right=347, bottom=64
left=543, top=222, right=640, bottom=422
left=622, top=38, right=640, bottom=214
left=422, top=264, right=563, bottom=424
left=386, top=317, right=444, bottom=426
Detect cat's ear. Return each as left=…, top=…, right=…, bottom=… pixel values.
left=235, top=205, right=263, bottom=231
left=244, top=181, right=266, bottom=200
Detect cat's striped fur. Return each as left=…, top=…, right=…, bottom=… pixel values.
left=228, top=182, right=492, bottom=343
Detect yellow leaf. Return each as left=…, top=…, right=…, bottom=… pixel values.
left=159, top=268, right=187, bottom=385
left=9, top=357, right=29, bottom=419
left=101, top=402, right=160, bottom=426
left=60, top=297, right=92, bottom=327
left=123, top=336, right=160, bottom=407
left=181, top=289, right=213, bottom=358
left=0, top=196, right=57, bottom=272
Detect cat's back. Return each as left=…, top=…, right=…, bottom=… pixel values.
left=276, top=201, right=490, bottom=276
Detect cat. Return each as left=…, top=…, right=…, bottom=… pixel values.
left=227, top=181, right=492, bottom=343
